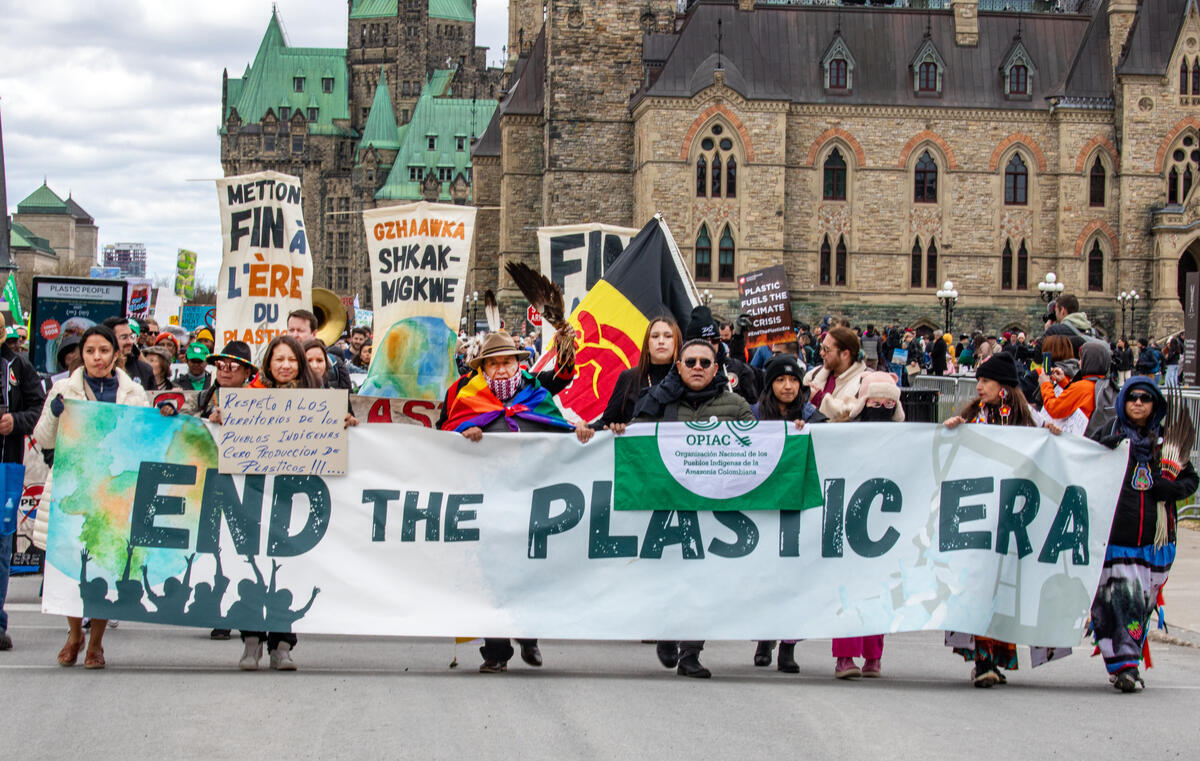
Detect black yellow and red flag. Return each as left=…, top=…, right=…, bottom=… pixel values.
left=532, top=214, right=699, bottom=423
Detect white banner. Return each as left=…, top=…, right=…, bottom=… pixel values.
left=359, top=201, right=474, bottom=399
left=42, top=404, right=1127, bottom=647
left=215, top=171, right=312, bottom=363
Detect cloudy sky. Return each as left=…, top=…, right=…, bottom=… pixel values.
left=0, top=0, right=508, bottom=287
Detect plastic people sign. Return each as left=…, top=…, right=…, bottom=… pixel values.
left=358, top=201, right=475, bottom=400
left=215, top=171, right=312, bottom=363
left=30, top=276, right=128, bottom=375
left=42, top=405, right=1127, bottom=647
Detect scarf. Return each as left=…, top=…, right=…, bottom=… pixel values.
left=631, top=364, right=728, bottom=420
left=443, top=369, right=574, bottom=433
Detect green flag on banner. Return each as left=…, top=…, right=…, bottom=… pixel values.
left=3, top=273, right=21, bottom=322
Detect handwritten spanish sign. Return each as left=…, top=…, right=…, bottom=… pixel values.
left=216, top=388, right=348, bottom=476
left=215, top=170, right=312, bottom=363
left=737, top=265, right=796, bottom=350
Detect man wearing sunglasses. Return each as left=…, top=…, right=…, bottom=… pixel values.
left=627, top=337, right=754, bottom=679
left=803, top=326, right=868, bottom=422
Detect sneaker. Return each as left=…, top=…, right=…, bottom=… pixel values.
left=834, top=657, right=861, bottom=679
left=108, top=620, right=119, bottom=629
left=479, top=659, right=508, bottom=673
left=270, top=642, right=297, bottom=671
left=862, top=658, right=882, bottom=677
left=1113, top=668, right=1144, bottom=693
left=239, top=637, right=263, bottom=671
left=0, top=630, right=12, bottom=651
left=210, top=629, right=232, bottom=641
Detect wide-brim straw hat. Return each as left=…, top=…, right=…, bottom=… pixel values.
left=468, top=330, right=527, bottom=370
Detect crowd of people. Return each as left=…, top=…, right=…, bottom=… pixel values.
left=0, top=292, right=1194, bottom=695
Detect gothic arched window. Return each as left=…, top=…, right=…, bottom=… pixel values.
left=823, top=149, right=847, bottom=201
left=695, top=225, right=712, bottom=280
left=914, top=151, right=938, bottom=203
left=1088, top=240, right=1104, bottom=292
left=1001, top=239, right=1013, bottom=290
left=820, top=235, right=832, bottom=286
left=1005, top=154, right=1028, bottom=206
left=693, top=123, right=739, bottom=200
left=1089, top=157, right=1106, bottom=207
left=718, top=226, right=735, bottom=282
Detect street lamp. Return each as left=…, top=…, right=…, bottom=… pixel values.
left=1037, top=272, right=1064, bottom=304
left=1116, top=290, right=1134, bottom=338
left=1129, top=289, right=1141, bottom=337
left=935, top=280, right=958, bottom=334
left=701, top=289, right=712, bottom=306
left=469, top=291, right=480, bottom=334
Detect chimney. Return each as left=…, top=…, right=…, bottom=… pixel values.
left=1108, top=0, right=1138, bottom=73
left=951, top=0, right=978, bottom=47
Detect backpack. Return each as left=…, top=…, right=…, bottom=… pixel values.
left=1083, top=376, right=1120, bottom=440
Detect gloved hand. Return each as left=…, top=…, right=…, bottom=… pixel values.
left=50, top=395, right=65, bottom=417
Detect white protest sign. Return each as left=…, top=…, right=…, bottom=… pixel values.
left=358, top=201, right=475, bottom=399
left=215, top=388, right=348, bottom=476
left=215, top=170, right=312, bottom=363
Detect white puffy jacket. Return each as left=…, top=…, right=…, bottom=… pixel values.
left=31, top=367, right=148, bottom=549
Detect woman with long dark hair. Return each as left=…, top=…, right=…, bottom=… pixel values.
left=942, top=352, right=1034, bottom=686
left=750, top=354, right=824, bottom=673
left=1089, top=379, right=1197, bottom=692
left=33, top=325, right=149, bottom=669
left=598, top=316, right=681, bottom=431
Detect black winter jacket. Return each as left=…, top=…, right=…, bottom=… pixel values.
left=0, top=344, right=47, bottom=463
left=1095, top=421, right=1199, bottom=547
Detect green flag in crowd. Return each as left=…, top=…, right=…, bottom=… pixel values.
left=3, top=272, right=21, bottom=323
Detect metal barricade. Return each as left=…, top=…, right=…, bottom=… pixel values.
left=911, top=375, right=976, bottom=422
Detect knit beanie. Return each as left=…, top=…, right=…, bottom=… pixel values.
left=763, top=354, right=804, bottom=389
left=684, top=306, right=718, bottom=341
left=975, top=352, right=1019, bottom=387
left=850, top=370, right=905, bottom=422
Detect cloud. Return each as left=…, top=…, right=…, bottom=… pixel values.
left=0, top=0, right=508, bottom=286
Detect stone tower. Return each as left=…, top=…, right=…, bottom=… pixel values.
left=507, top=0, right=542, bottom=60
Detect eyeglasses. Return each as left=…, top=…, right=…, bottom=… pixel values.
left=682, top=357, right=713, bottom=369
left=1127, top=392, right=1154, bottom=404
left=215, top=360, right=239, bottom=372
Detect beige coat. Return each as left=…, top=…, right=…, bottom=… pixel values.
left=31, top=368, right=149, bottom=549
left=802, top=361, right=867, bottom=422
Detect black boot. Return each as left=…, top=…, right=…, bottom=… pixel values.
left=676, top=650, right=712, bottom=679
left=656, top=641, right=679, bottom=668
left=777, top=642, right=799, bottom=673
left=754, top=640, right=774, bottom=667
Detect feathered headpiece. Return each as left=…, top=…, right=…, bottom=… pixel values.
left=1160, top=385, right=1195, bottom=482
left=504, top=261, right=576, bottom=372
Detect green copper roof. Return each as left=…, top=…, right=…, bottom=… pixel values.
left=427, top=68, right=455, bottom=96
left=429, top=0, right=473, bottom=22
left=223, top=11, right=352, bottom=136
left=357, top=70, right=401, bottom=159
left=10, top=220, right=55, bottom=255
left=350, top=0, right=397, bottom=19
left=375, top=71, right=496, bottom=201
left=349, top=0, right=472, bottom=21
left=16, top=183, right=68, bottom=215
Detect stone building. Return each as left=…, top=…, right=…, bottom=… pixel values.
left=473, top=0, right=1200, bottom=339
left=11, top=182, right=97, bottom=270
left=219, top=2, right=501, bottom=306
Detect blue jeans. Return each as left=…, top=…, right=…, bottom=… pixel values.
left=1165, top=364, right=1180, bottom=387
left=0, top=532, right=11, bottom=632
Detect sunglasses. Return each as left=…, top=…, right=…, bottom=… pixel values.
left=1127, top=392, right=1155, bottom=404
left=682, top=357, right=713, bottom=369
left=214, top=360, right=241, bottom=372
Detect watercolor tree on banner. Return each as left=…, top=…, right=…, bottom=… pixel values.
left=358, top=201, right=475, bottom=399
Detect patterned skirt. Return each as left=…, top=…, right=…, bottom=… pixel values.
left=1090, top=543, right=1176, bottom=675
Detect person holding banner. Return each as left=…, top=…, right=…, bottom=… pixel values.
left=1088, top=379, right=1198, bottom=692
left=597, top=316, right=681, bottom=431
left=942, top=353, right=1036, bottom=687
left=0, top=312, right=45, bottom=652
left=32, top=325, right=149, bottom=669
left=750, top=353, right=823, bottom=674
left=629, top=337, right=755, bottom=678
left=438, top=329, right=588, bottom=673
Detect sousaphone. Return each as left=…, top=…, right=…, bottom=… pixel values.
left=312, top=287, right=348, bottom=346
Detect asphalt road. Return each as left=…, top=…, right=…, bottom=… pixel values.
left=2, top=573, right=1197, bottom=761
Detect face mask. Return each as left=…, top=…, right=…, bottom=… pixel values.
left=487, top=373, right=523, bottom=402
left=857, top=405, right=894, bottom=422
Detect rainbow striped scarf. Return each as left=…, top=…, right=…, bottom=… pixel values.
left=443, top=370, right=575, bottom=433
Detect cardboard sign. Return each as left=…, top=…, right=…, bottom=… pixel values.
left=737, top=265, right=796, bottom=350
left=216, top=388, right=348, bottom=476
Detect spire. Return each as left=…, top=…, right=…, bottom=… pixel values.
left=715, top=17, right=724, bottom=71
left=253, top=7, right=287, bottom=68
left=357, top=68, right=401, bottom=160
